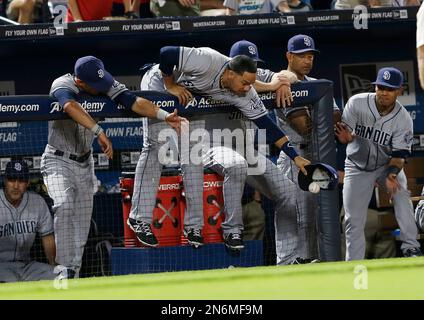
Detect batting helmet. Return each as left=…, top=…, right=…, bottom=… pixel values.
left=298, top=163, right=339, bottom=191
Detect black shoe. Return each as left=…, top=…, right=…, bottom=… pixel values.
left=63, top=268, right=76, bottom=279
left=224, top=233, right=245, bottom=250
left=403, top=247, right=423, bottom=257
left=185, top=228, right=204, bottom=248
left=127, top=218, right=158, bottom=247
left=56, top=266, right=76, bottom=279
left=290, top=257, right=319, bottom=265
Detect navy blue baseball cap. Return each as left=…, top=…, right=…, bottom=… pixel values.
left=5, top=160, right=29, bottom=181
left=74, top=56, right=114, bottom=93
left=229, top=40, right=264, bottom=62
left=287, top=34, right=320, bottom=54
left=371, top=67, right=404, bottom=89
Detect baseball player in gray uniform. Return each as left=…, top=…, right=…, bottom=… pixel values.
left=225, top=40, right=316, bottom=262
left=275, top=35, right=341, bottom=262
left=131, top=46, right=310, bottom=260
left=41, top=56, right=184, bottom=277
left=0, top=160, right=56, bottom=282
left=335, top=67, right=422, bottom=260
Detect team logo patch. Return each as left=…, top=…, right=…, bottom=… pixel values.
left=14, top=163, right=22, bottom=171
left=383, top=71, right=391, bottom=80
left=304, top=37, right=311, bottom=47
left=98, top=69, right=104, bottom=78
left=248, top=45, right=256, bottom=55
left=404, top=130, right=413, bottom=144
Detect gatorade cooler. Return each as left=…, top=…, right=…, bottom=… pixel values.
left=180, top=169, right=225, bottom=244
left=119, top=168, right=183, bottom=247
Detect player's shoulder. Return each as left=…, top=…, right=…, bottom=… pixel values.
left=395, top=101, right=413, bottom=120
left=50, top=73, right=79, bottom=95
left=348, top=92, right=372, bottom=104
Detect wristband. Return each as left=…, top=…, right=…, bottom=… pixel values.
left=384, top=165, right=400, bottom=178
left=281, top=141, right=299, bottom=161
left=91, top=124, right=104, bottom=136
left=157, top=109, right=170, bottom=121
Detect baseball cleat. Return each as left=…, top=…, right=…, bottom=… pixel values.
left=127, top=218, right=158, bottom=247
left=403, top=247, right=423, bottom=257
left=224, top=233, right=244, bottom=250
left=290, top=257, right=319, bottom=265
left=185, top=228, right=204, bottom=248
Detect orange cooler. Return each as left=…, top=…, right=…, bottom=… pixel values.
left=120, top=171, right=182, bottom=247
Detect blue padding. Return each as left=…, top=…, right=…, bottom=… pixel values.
left=110, top=240, right=263, bottom=275
left=0, top=80, right=333, bottom=122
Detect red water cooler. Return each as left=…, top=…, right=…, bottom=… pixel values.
left=180, top=170, right=225, bottom=244
left=120, top=170, right=182, bottom=247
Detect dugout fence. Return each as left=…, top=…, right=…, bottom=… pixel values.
left=0, top=80, right=340, bottom=277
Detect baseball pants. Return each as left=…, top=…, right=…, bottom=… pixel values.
left=130, top=118, right=204, bottom=230
left=277, top=148, right=318, bottom=260
left=41, top=146, right=94, bottom=274
left=0, top=261, right=56, bottom=282
left=343, top=160, right=420, bottom=261
left=203, top=146, right=248, bottom=235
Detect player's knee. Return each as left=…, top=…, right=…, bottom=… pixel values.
left=52, top=194, right=75, bottom=213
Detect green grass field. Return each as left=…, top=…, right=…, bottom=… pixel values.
left=1, top=257, right=424, bottom=299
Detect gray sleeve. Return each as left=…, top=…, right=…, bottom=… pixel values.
left=392, top=111, right=414, bottom=152
left=50, top=74, right=79, bottom=95
left=341, top=96, right=357, bottom=132
left=140, top=65, right=166, bottom=91
left=256, top=68, right=275, bottom=83
left=107, top=80, right=129, bottom=100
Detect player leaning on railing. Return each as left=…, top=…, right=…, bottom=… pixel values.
left=40, top=55, right=186, bottom=279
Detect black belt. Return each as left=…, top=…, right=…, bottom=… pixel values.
left=298, top=143, right=307, bottom=150
left=54, top=150, right=91, bottom=163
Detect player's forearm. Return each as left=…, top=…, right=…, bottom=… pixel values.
left=42, top=234, right=56, bottom=265
left=417, top=46, right=424, bottom=90
left=63, top=101, right=98, bottom=131
left=68, top=0, right=83, bottom=21
left=253, top=80, right=284, bottom=93
left=132, top=97, right=169, bottom=120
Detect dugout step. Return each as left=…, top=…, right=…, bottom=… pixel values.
left=110, top=240, right=263, bottom=275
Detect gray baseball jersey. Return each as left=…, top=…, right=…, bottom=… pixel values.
left=0, top=190, right=53, bottom=262
left=49, top=73, right=128, bottom=154
left=40, top=73, right=128, bottom=274
left=174, top=47, right=268, bottom=120
left=342, top=92, right=413, bottom=171
left=342, top=92, right=419, bottom=260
